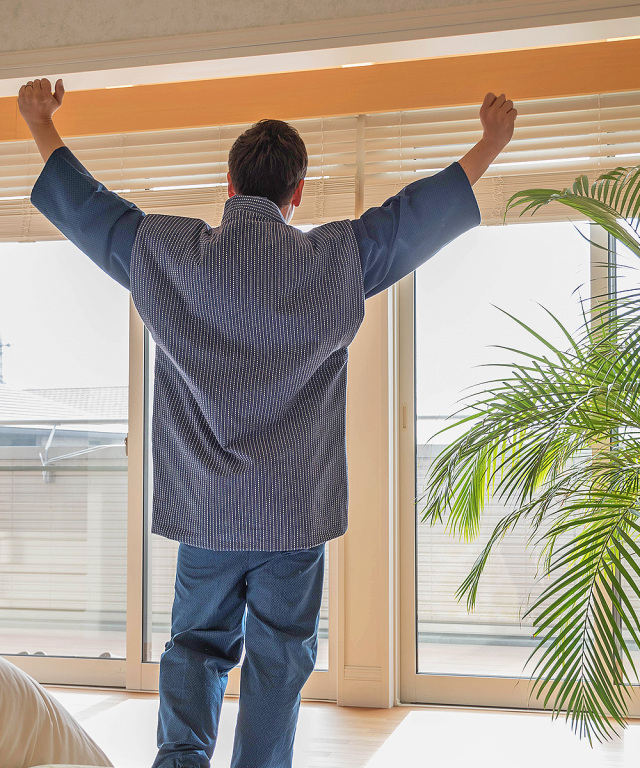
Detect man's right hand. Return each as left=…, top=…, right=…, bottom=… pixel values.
left=479, top=92, right=517, bottom=154
left=18, top=78, right=65, bottom=126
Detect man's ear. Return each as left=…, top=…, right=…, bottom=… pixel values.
left=227, top=171, right=235, bottom=198
left=292, top=178, right=304, bottom=207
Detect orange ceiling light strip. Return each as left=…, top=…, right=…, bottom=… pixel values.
left=2, top=37, right=640, bottom=142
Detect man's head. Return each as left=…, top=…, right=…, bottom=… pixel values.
left=227, top=119, right=307, bottom=223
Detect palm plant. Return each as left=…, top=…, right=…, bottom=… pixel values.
left=418, top=165, right=640, bottom=743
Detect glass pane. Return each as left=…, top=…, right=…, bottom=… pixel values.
left=0, top=241, right=129, bottom=659
left=415, top=221, right=590, bottom=677
left=142, top=338, right=330, bottom=671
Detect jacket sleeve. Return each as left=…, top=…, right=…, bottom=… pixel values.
left=30, top=146, right=144, bottom=290
left=351, top=161, right=482, bottom=299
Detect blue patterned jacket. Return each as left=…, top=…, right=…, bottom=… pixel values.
left=31, top=146, right=480, bottom=550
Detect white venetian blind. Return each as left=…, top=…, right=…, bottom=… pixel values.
left=0, top=115, right=358, bottom=242
left=2, top=90, right=640, bottom=241
left=363, top=90, right=640, bottom=225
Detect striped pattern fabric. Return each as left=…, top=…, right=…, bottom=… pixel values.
left=130, top=194, right=364, bottom=551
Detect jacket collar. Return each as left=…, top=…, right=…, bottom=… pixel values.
left=222, top=194, right=286, bottom=224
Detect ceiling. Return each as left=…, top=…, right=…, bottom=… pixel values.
left=0, top=14, right=638, bottom=98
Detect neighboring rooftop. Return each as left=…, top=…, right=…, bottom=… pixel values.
left=0, top=385, right=128, bottom=423
left=24, top=387, right=128, bottom=421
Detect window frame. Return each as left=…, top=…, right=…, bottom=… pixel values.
left=396, top=222, right=640, bottom=713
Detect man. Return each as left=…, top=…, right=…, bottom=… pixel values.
left=17, top=77, right=516, bottom=768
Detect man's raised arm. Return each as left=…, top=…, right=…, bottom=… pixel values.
left=17, top=78, right=144, bottom=290
left=458, top=93, right=517, bottom=185
left=352, top=92, right=517, bottom=299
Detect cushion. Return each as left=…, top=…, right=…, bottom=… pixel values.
left=0, top=656, right=113, bottom=768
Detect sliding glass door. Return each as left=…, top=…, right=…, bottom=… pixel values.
left=0, top=240, right=129, bottom=674
left=399, top=220, right=596, bottom=705
left=0, top=231, right=336, bottom=695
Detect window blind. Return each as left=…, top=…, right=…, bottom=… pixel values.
left=0, top=115, right=358, bottom=242
left=1, top=90, right=640, bottom=242
left=363, top=90, right=640, bottom=225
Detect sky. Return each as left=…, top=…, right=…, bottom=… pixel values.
left=0, top=239, right=130, bottom=390
left=415, top=220, right=593, bottom=442
left=0, top=229, right=320, bottom=392
left=0, top=221, right=612, bottom=422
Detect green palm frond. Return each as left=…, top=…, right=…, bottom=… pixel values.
left=523, top=491, right=640, bottom=744
left=505, top=165, right=640, bottom=259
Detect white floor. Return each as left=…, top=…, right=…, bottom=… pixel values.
left=45, top=686, right=640, bottom=768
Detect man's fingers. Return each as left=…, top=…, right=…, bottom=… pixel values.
left=41, top=77, right=52, bottom=93
left=494, top=93, right=506, bottom=108
left=54, top=79, right=65, bottom=104
left=482, top=92, right=496, bottom=109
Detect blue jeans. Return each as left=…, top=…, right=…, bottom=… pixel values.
left=150, top=542, right=326, bottom=768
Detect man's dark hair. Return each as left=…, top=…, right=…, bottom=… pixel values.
left=228, top=119, right=308, bottom=209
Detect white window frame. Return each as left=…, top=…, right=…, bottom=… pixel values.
left=397, top=223, right=640, bottom=715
